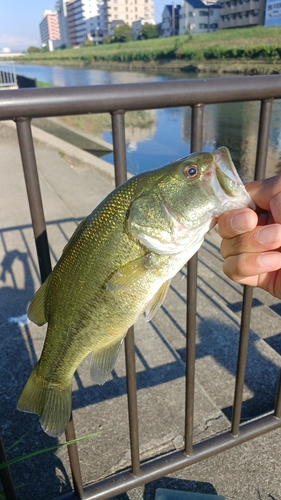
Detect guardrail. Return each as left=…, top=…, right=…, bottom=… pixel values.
left=0, top=60, right=17, bottom=88
left=0, top=75, right=281, bottom=500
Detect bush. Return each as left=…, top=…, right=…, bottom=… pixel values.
left=138, top=23, right=158, bottom=40
left=82, top=40, right=94, bottom=47
left=113, top=24, right=132, bottom=43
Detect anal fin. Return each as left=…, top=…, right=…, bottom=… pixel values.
left=90, top=336, right=125, bottom=385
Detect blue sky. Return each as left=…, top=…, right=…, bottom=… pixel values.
left=0, top=0, right=168, bottom=52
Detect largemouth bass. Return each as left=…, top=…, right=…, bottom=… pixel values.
left=18, top=147, right=253, bottom=436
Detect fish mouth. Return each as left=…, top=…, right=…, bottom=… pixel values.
left=213, top=147, right=244, bottom=194
left=212, top=146, right=255, bottom=210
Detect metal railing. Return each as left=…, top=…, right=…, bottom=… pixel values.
left=0, top=75, right=281, bottom=500
left=0, top=61, right=17, bottom=88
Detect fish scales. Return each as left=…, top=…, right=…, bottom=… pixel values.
left=17, top=147, right=254, bottom=436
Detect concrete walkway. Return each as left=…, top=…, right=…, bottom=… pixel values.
left=0, top=121, right=280, bottom=500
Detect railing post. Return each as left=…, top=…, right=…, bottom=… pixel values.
left=185, top=103, right=204, bottom=455
left=231, top=98, right=273, bottom=436
left=15, top=117, right=84, bottom=499
left=0, top=435, right=17, bottom=500
left=15, top=117, right=52, bottom=282
left=111, top=110, right=140, bottom=476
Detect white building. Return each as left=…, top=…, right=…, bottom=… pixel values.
left=66, top=0, right=102, bottom=46
left=132, top=17, right=156, bottom=40
left=100, top=0, right=154, bottom=37
left=179, top=0, right=221, bottom=35
left=161, top=4, right=181, bottom=36
left=263, top=0, right=280, bottom=26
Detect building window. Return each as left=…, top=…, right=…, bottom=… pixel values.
left=199, top=23, right=208, bottom=28
left=199, top=10, right=208, bottom=16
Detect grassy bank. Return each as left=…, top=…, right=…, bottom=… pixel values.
left=16, top=26, right=281, bottom=74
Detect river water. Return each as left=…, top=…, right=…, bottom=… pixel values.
left=15, top=63, right=281, bottom=180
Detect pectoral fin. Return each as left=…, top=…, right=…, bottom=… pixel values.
left=90, top=336, right=125, bottom=385
left=145, top=279, right=171, bottom=322
left=106, top=253, right=156, bottom=292
left=28, top=273, right=52, bottom=326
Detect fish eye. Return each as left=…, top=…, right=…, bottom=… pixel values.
left=183, top=164, right=199, bottom=179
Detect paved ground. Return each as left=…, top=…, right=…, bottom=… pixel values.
left=0, top=120, right=280, bottom=500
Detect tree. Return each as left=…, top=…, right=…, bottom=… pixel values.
left=113, top=24, right=132, bottom=43
left=138, top=23, right=158, bottom=40
left=27, top=46, right=41, bottom=53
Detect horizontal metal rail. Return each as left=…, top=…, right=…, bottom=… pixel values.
left=0, top=74, right=281, bottom=500
left=58, top=413, right=281, bottom=500
left=0, top=75, right=280, bottom=119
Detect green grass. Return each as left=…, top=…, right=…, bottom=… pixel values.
left=17, top=26, right=281, bottom=67
left=36, top=81, right=54, bottom=88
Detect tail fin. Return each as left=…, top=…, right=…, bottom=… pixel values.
left=17, top=367, right=72, bottom=437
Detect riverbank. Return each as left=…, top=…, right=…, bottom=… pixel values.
left=15, top=26, right=281, bottom=76
left=17, top=57, right=281, bottom=76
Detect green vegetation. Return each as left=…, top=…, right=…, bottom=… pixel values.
left=36, top=81, right=54, bottom=88
left=138, top=23, right=159, bottom=40
left=18, top=26, right=281, bottom=74
left=113, top=23, right=132, bottom=42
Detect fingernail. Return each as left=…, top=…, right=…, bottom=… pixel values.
left=256, top=224, right=281, bottom=244
left=258, top=253, right=281, bottom=267
left=230, top=212, right=254, bottom=233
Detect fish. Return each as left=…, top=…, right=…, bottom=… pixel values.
left=17, top=146, right=254, bottom=437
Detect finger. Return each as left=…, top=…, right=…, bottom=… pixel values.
left=220, top=223, right=281, bottom=259
left=246, top=175, right=281, bottom=220
left=223, top=251, right=281, bottom=284
left=218, top=208, right=258, bottom=239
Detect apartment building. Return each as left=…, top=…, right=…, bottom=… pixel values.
left=179, top=0, right=221, bottom=34
left=66, top=0, right=77, bottom=45
left=55, top=0, right=70, bottom=47
left=39, top=10, right=61, bottom=49
left=219, top=0, right=266, bottom=28
left=100, top=0, right=154, bottom=36
left=66, top=0, right=102, bottom=46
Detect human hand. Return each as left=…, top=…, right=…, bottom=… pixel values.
left=218, top=175, right=281, bottom=299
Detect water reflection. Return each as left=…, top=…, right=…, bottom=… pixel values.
left=15, top=64, right=281, bottom=179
